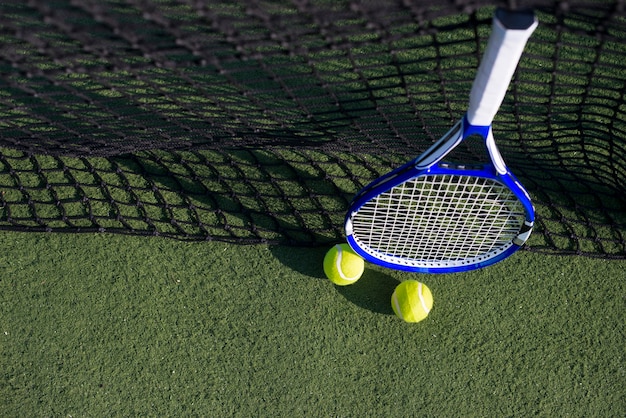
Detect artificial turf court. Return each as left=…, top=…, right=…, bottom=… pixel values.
left=1, top=232, right=624, bottom=416
left=0, top=0, right=625, bottom=416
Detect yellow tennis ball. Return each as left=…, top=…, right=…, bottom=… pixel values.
left=323, top=243, right=365, bottom=286
left=391, top=280, right=433, bottom=323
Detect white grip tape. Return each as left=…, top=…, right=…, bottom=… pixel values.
left=467, top=14, right=538, bottom=126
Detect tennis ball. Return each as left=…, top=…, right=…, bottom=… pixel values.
left=323, top=243, right=364, bottom=286
left=391, top=280, right=433, bottom=323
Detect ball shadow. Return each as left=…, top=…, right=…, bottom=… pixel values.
left=335, top=268, right=399, bottom=316
left=270, top=244, right=400, bottom=315
left=269, top=245, right=329, bottom=280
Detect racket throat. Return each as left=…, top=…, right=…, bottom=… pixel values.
left=462, top=115, right=507, bottom=175
left=485, top=130, right=507, bottom=175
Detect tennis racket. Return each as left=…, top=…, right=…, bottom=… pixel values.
left=344, top=8, right=538, bottom=273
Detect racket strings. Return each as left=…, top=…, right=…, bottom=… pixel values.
left=351, top=175, right=526, bottom=263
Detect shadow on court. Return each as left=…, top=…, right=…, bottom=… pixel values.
left=269, top=244, right=398, bottom=315
left=335, top=268, right=398, bottom=316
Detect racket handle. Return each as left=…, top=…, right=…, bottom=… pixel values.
left=466, top=9, right=538, bottom=126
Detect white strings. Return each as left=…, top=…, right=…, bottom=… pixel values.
left=350, top=175, right=526, bottom=264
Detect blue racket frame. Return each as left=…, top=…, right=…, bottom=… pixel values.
left=344, top=8, right=538, bottom=273
left=345, top=115, right=535, bottom=274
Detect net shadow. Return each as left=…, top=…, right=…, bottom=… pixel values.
left=0, top=0, right=624, bottom=258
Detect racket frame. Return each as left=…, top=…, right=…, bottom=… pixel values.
left=344, top=8, right=538, bottom=273
left=345, top=116, right=535, bottom=273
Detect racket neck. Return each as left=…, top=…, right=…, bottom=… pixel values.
left=462, top=114, right=490, bottom=138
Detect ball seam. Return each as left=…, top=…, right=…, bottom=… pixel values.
left=418, top=282, right=431, bottom=314
left=334, top=244, right=359, bottom=282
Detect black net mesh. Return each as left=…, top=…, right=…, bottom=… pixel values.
left=0, top=0, right=624, bottom=258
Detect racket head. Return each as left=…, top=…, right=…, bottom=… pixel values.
left=344, top=122, right=534, bottom=274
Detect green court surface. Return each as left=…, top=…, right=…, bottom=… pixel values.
left=1, top=231, right=624, bottom=416
left=1, top=2, right=624, bottom=416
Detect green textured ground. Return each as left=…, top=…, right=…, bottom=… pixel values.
left=1, top=231, right=624, bottom=416
left=1, top=4, right=625, bottom=416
